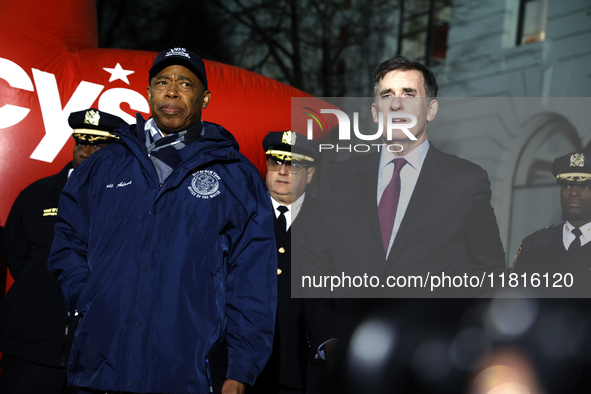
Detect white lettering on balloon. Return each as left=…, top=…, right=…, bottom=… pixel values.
left=0, top=56, right=149, bottom=163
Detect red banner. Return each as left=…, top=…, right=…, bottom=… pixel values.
left=0, top=0, right=330, bottom=227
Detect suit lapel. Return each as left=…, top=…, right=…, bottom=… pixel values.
left=390, top=145, right=443, bottom=254
left=360, top=153, right=385, bottom=253
left=278, top=197, right=313, bottom=243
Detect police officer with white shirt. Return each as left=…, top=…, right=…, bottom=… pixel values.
left=252, top=131, right=318, bottom=394
left=511, top=151, right=591, bottom=295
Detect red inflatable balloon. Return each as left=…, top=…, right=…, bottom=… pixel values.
left=0, top=0, right=333, bottom=228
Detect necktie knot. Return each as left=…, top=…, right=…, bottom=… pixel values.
left=277, top=205, right=288, bottom=214
left=392, top=158, right=408, bottom=173
left=570, top=228, right=583, bottom=250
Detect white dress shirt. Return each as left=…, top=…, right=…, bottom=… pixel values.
left=270, top=192, right=306, bottom=232
left=563, top=221, right=591, bottom=250
left=377, top=140, right=430, bottom=258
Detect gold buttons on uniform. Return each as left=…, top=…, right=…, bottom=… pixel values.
left=277, top=269, right=282, bottom=275
left=278, top=247, right=285, bottom=253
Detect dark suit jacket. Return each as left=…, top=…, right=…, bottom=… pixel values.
left=300, top=144, right=506, bottom=342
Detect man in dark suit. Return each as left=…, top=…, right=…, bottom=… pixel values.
left=300, top=56, right=506, bottom=391
left=251, top=131, right=318, bottom=394
left=0, top=109, right=123, bottom=394
left=511, top=151, right=591, bottom=295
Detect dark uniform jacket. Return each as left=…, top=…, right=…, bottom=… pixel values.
left=0, top=163, right=74, bottom=367
left=511, top=222, right=591, bottom=296
left=0, top=226, right=5, bottom=301
left=253, top=197, right=315, bottom=392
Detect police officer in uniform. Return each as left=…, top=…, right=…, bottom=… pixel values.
left=0, top=109, right=123, bottom=394
left=511, top=151, right=591, bottom=295
left=251, top=131, right=318, bottom=394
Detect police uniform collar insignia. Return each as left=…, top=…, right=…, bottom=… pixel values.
left=282, top=130, right=296, bottom=146
left=84, top=110, right=100, bottom=126
left=43, top=207, right=58, bottom=216
left=570, top=153, right=584, bottom=167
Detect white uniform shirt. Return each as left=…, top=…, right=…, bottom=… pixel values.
left=270, top=192, right=306, bottom=231
left=563, top=221, right=591, bottom=250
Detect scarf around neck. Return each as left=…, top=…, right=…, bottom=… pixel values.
left=144, top=118, right=204, bottom=185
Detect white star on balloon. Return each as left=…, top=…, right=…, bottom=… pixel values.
left=103, top=63, right=135, bottom=84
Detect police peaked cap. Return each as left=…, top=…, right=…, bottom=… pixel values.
left=149, top=47, right=208, bottom=90
left=69, top=109, right=124, bottom=144
left=262, top=131, right=319, bottom=163
left=552, top=151, right=591, bottom=185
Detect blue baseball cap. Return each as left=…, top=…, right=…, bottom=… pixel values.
left=149, top=47, right=208, bottom=89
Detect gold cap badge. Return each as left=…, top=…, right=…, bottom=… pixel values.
left=84, top=110, right=101, bottom=126
left=282, top=130, right=296, bottom=146
left=570, top=153, right=585, bottom=167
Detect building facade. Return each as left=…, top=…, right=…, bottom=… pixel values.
left=431, top=0, right=591, bottom=264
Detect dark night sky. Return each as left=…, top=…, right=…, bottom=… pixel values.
left=96, top=0, right=233, bottom=64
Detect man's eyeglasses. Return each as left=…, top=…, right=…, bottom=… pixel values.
left=266, top=158, right=307, bottom=174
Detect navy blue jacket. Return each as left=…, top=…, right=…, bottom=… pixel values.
left=48, top=115, right=277, bottom=393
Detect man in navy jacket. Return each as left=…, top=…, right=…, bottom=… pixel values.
left=48, top=48, right=277, bottom=394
